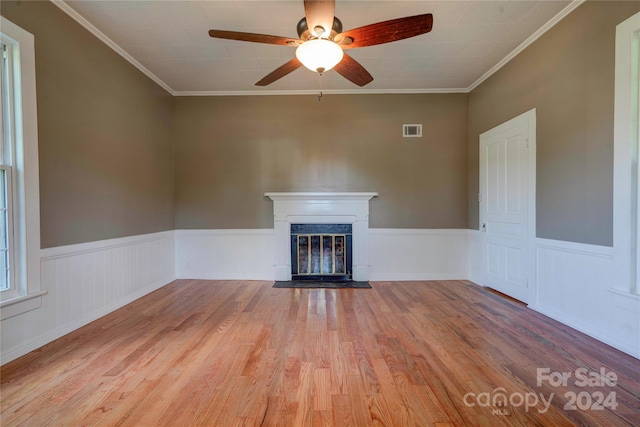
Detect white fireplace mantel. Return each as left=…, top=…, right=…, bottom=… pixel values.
left=265, top=192, right=378, bottom=281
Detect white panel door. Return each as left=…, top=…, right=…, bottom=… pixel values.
left=480, top=111, right=535, bottom=303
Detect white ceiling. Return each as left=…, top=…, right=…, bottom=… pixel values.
left=58, top=0, right=577, bottom=95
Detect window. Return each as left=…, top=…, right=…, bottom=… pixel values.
left=0, top=17, right=43, bottom=319
left=613, top=11, right=640, bottom=295
left=1, top=40, right=17, bottom=297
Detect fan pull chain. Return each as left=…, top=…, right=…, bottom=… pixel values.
left=317, top=71, right=324, bottom=101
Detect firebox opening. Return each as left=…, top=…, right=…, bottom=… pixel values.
left=290, top=224, right=352, bottom=281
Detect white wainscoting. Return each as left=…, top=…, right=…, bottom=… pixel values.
left=530, top=238, right=640, bottom=358
left=467, top=229, right=484, bottom=286
left=175, top=229, right=275, bottom=280
left=175, top=228, right=471, bottom=282
left=5, top=228, right=637, bottom=363
left=0, top=231, right=176, bottom=364
left=369, top=229, right=469, bottom=281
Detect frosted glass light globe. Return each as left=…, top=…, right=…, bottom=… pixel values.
left=296, top=39, right=344, bottom=73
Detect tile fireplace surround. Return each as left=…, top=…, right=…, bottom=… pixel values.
left=265, top=192, right=378, bottom=281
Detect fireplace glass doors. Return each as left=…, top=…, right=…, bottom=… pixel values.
left=290, top=224, right=352, bottom=281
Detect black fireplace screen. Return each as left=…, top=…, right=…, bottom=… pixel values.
left=290, top=224, right=352, bottom=280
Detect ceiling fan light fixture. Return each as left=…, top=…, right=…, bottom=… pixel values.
left=295, top=39, right=344, bottom=73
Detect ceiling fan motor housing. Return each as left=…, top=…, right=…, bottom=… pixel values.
left=207, top=0, right=433, bottom=87
left=297, top=16, right=343, bottom=40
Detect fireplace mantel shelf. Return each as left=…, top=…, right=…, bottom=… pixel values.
left=265, top=192, right=378, bottom=201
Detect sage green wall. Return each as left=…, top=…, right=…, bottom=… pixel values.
left=1, top=1, right=175, bottom=248
left=468, top=1, right=640, bottom=246
left=174, top=94, right=468, bottom=229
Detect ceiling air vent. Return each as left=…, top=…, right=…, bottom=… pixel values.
left=403, top=124, right=422, bottom=138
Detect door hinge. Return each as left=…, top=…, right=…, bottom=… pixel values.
left=478, top=192, right=482, bottom=202
left=525, top=138, right=529, bottom=148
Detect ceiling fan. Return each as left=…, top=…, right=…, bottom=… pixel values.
left=208, top=0, right=433, bottom=87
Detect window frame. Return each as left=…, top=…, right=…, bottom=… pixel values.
left=0, top=16, right=43, bottom=319
left=1, top=39, right=17, bottom=298
left=613, top=11, right=640, bottom=296
left=0, top=165, right=17, bottom=298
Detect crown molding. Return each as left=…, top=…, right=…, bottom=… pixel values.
left=467, top=0, right=585, bottom=92
left=49, top=0, right=175, bottom=96
left=173, top=88, right=469, bottom=97
left=52, top=0, right=584, bottom=97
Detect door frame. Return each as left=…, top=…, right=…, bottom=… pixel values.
left=479, top=108, right=537, bottom=304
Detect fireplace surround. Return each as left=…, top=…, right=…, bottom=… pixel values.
left=265, top=192, right=378, bottom=281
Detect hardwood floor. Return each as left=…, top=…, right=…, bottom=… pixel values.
left=1, top=280, right=639, bottom=426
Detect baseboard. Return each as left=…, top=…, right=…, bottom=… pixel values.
left=4, top=228, right=637, bottom=363
left=0, top=274, right=173, bottom=364
left=175, top=229, right=275, bottom=280
left=1, top=231, right=176, bottom=365
left=534, top=237, right=639, bottom=359
left=530, top=303, right=640, bottom=359
left=370, top=273, right=468, bottom=281
left=175, top=228, right=471, bottom=282
left=369, top=229, right=469, bottom=281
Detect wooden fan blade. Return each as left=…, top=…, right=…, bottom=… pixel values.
left=333, top=53, right=373, bottom=87
left=304, top=0, right=335, bottom=37
left=255, top=58, right=303, bottom=86
left=337, top=14, right=433, bottom=49
left=208, top=30, right=300, bottom=46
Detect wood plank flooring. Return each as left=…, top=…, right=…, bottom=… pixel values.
left=1, top=280, right=639, bottom=426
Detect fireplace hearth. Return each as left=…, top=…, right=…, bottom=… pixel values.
left=291, top=224, right=352, bottom=281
